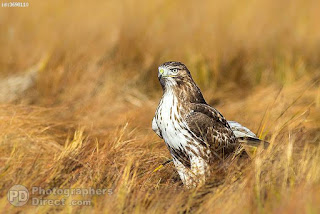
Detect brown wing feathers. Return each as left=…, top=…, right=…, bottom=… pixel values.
left=185, top=103, right=238, bottom=157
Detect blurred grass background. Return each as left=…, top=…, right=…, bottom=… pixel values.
left=0, top=0, right=320, bottom=213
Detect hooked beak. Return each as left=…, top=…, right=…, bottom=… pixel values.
left=158, top=67, right=175, bottom=78
left=158, top=67, right=165, bottom=78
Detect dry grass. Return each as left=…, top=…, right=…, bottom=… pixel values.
left=0, top=0, right=320, bottom=213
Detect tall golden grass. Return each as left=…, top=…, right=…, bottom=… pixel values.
left=0, top=0, right=320, bottom=213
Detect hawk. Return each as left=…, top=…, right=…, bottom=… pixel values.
left=152, top=61, right=266, bottom=187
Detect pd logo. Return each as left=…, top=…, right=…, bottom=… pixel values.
left=7, top=185, right=29, bottom=206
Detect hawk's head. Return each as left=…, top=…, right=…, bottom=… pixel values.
left=158, top=61, right=206, bottom=103
left=158, top=61, right=192, bottom=88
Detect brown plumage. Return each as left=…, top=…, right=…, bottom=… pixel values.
left=152, top=61, right=265, bottom=187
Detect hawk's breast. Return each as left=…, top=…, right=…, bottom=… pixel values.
left=155, top=91, right=193, bottom=149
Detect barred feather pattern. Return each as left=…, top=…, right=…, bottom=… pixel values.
left=152, top=61, right=240, bottom=187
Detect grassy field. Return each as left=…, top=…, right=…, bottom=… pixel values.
left=1, top=0, right=320, bottom=213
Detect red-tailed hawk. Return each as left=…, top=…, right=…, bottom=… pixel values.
left=152, top=61, right=266, bottom=187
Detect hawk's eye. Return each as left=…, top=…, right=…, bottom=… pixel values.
left=171, top=68, right=178, bottom=74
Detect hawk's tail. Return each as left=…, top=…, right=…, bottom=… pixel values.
left=235, top=136, right=269, bottom=159
left=237, top=136, right=269, bottom=148
left=228, top=121, right=269, bottom=158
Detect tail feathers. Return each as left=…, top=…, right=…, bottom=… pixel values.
left=237, top=136, right=269, bottom=148
left=228, top=121, right=269, bottom=158
left=228, top=121, right=257, bottom=138
left=236, top=136, right=269, bottom=158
